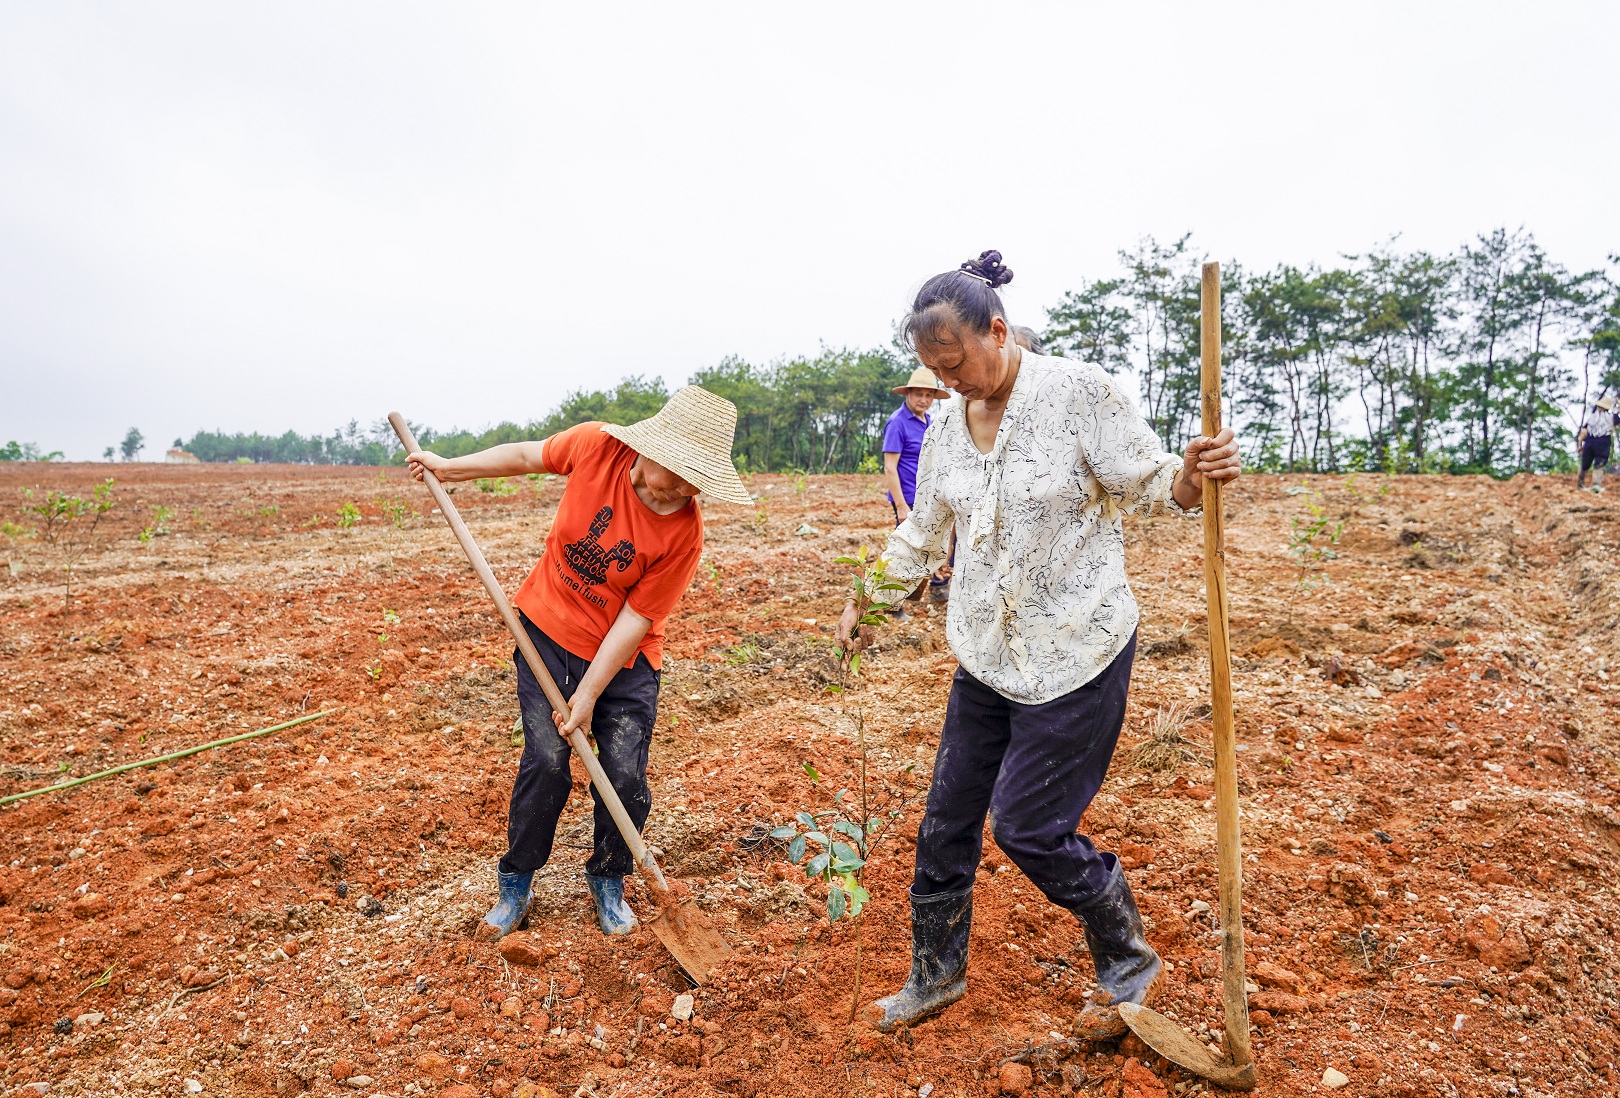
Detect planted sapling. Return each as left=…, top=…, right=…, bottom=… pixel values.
left=771, top=543, right=909, bottom=1018
left=23, top=478, right=116, bottom=612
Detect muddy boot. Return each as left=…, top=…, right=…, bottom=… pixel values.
left=586, top=874, right=639, bottom=936
left=864, top=887, right=972, bottom=1032
left=476, top=870, right=533, bottom=941
left=1071, top=861, right=1162, bottom=1040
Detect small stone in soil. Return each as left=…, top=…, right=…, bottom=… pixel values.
left=671, top=992, right=695, bottom=1021
left=53, top=1018, right=73, bottom=1035
left=1322, top=1067, right=1350, bottom=1089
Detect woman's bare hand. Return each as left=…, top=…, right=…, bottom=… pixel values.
left=1180, top=428, right=1241, bottom=492
left=553, top=690, right=597, bottom=739
left=406, top=450, right=453, bottom=483
left=838, top=601, right=874, bottom=660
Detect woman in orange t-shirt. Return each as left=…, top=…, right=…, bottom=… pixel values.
left=407, top=386, right=752, bottom=938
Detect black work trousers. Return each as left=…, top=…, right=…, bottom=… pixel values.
left=497, top=614, right=659, bottom=880
left=913, top=632, right=1136, bottom=909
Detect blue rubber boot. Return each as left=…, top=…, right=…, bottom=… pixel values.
left=585, top=874, right=639, bottom=936
left=476, top=870, right=533, bottom=941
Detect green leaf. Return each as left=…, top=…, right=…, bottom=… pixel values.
left=802, top=765, right=820, bottom=784
left=827, top=882, right=848, bottom=921
left=806, top=851, right=831, bottom=878
left=876, top=582, right=910, bottom=591
left=830, top=840, right=858, bottom=863
left=832, top=819, right=864, bottom=845
left=867, top=817, right=884, bottom=835
left=856, top=544, right=869, bottom=562
left=824, top=684, right=844, bottom=695
left=833, top=556, right=859, bottom=566
left=848, top=653, right=861, bottom=675
left=795, top=811, right=816, bottom=828
left=788, top=834, right=806, bottom=864
left=848, top=881, right=870, bottom=918
left=769, top=825, right=797, bottom=840
left=833, top=788, right=848, bottom=804
left=805, top=831, right=828, bottom=847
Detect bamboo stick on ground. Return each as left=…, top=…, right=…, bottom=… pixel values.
left=0, top=709, right=340, bottom=808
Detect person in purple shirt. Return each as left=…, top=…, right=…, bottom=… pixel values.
left=883, top=368, right=951, bottom=616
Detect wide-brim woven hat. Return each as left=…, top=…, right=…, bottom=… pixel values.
left=892, top=366, right=951, bottom=397
left=601, top=386, right=753, bottom=505
left=1600, top=395, right=1616, bottom=411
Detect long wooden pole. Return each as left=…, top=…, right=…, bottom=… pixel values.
left=386, top=414, right=668, bottom=890
left=1201, top=262, right=1253, bottom=1069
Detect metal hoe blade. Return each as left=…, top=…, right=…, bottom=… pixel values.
left=1120, top=1004, right=1258, bottom=1091
left=647, top=906, right=731, bottom=985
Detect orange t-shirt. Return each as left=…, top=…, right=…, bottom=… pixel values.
left=513, top=423, right=703, bottom=670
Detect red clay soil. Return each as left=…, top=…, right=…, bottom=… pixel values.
left=1, top=463, right=1618, bottom=1098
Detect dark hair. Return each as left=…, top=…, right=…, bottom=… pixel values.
left=1010, top=325, right=1045, bottom=355
left=901, top=250, right=1014, bottom=351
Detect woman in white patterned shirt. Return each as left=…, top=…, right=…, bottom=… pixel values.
left=845, top=251, right=1241, bottom=1037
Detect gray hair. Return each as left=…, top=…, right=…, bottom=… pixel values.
left=1010, top=325, right=1045, bottom=355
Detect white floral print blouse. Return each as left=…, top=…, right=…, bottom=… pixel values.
left=878, top=351, right=1196, bottom=705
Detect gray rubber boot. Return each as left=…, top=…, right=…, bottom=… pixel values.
left=864, top=887, right=972, bottom=1032
left=1071, top=859, right=1162, bottom=1039
left=585, top=873, right=639, bottom=936
left=475, top=870, right=534, bottom=941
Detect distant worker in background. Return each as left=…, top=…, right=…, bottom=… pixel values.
left=1011, top=325, right=1045, bottom=355
left=1577, top=394, right=1616, bottom=492
left=882, top=367, right=952, bottom=618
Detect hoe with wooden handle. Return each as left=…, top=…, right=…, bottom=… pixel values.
left=388, top=412, right=731, bottom=983
left=1117, top=264, right=1259, bottom=1090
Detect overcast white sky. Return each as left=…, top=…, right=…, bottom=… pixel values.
left=3, top=2, right=1618, bottom=460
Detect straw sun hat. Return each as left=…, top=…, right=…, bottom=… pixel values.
left=601, top=386, right=754, bottom=505
left=892, top=367, right=951, bottom=397
left=1599, top=395, right=1616, bottom=411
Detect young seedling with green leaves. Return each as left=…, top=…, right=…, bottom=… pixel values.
left=770, top=776, right=881, bottom=923
left=770, top=544, right=909, bottom=1018
left=831, top=544, right=909, bottom=681
left=23, top=478, right=116, bottom=611
left=1285, top=484, right=1343, bottom=593
left=138, top=505, right=175, bottom=545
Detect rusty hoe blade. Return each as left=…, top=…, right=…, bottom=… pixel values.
left=1119, top=1004, right=1258, bottom=1091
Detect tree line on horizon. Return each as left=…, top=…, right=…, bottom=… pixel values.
left=16, top=227, right=1613, bottom=477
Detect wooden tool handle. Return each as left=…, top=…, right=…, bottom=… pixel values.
left=1199, top=265, right=1253, bottom=1068
left=387, top=413, right=665, bottom=887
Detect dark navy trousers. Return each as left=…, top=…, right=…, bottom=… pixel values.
left=498, top=614, right=659, bottom=880
left=913, top=632, right=1136, bottom=908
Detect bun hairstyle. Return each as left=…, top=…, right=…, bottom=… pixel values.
left=901, top=249, right=1015, bottom=351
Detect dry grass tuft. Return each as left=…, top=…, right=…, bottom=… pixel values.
left=1129, top=703, right=1210, bottom=772
left=1142, top=621, right=1194, bottom=658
